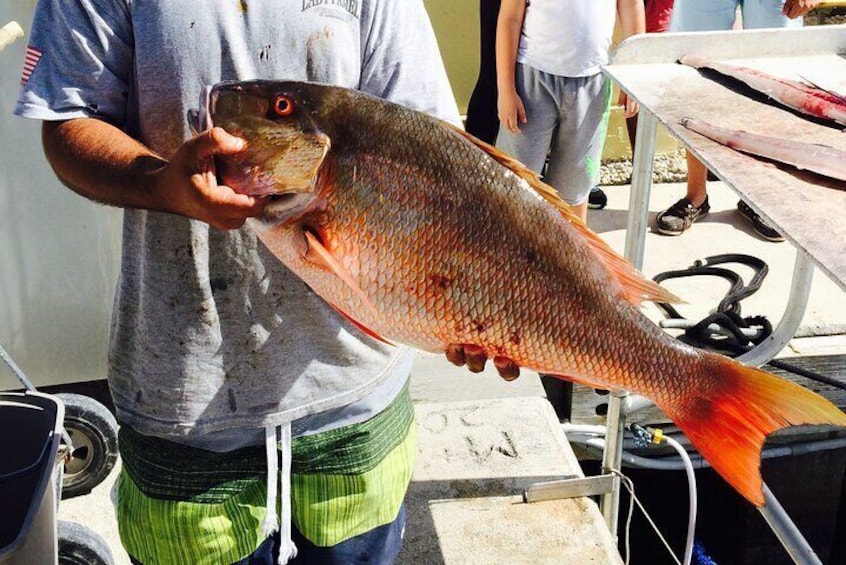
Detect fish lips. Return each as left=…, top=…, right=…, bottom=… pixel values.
left=188, top=85, right=214, bottom=135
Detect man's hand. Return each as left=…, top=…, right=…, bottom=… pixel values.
left=43, top=119, right=264, bottom=230
left=782, top=0, right=820, bottom=19
left=446, top=344, right=521, bottom=381
left=151, top=127, right=265, bottom=230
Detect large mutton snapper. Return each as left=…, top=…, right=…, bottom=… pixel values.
left=191, top=80, right=846, bottom=507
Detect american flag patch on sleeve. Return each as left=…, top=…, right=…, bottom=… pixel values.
left=20, top=45, right=43, bottom=87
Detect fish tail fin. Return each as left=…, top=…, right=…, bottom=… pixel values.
left=665, top=355, right=846, bottom=507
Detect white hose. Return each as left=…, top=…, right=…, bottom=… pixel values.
left=663, top=435, right=696, bottom=565
left=563, top=423, right=697, bottom=565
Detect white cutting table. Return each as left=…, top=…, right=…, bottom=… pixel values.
left=606, top=26, right=846, bottom=366
left=597, top=25, right=846, bottom=563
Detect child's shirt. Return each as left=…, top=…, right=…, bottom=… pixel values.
left=517, top=0, right=617, bottom=77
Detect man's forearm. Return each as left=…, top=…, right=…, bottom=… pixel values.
left=42, top=118, right=168, bottom=211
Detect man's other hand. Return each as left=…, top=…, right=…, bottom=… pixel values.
left=446, top=344, right=521, bottom=381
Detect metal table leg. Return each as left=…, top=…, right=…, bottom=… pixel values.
left=623, top=107, right=658, bottom=271
left=760, top=484, right=823, bottom=565
left=599, top=107, right=659, bottom=533
left=600, top=391, right=627, bottom=536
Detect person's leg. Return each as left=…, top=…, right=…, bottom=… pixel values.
left=116, top=426, right=271, bottom=565
left=685, top=152, right=708, bottom=207
left=658, top=0, right=737, bottom=236
left=287, top=383, right=416, bottom=564
left=465, top=0, right=502, bottom=144
left=288, top=504, right=406, bottom=564
left=654, top=151, right=711, bottom=236
left=670, top=0, right=738, bottom=31
left=234, top=504, right=407, bottom=565
left=495, top=64, right=559, bottom=175
left=544, top=73, right=610, bottom=224
left=742, top=0, right=802, bottom=29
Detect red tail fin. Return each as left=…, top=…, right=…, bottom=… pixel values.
left=663, top=355, right=846, bottom=507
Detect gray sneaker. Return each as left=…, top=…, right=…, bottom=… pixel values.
left=655, top=196, right=710, bottom=236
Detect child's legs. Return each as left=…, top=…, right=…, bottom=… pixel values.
left=544, top=73, right=610, bottom=208
left=741, top=0, right=801, bottom=28
left=670, top=0, right=739, bottom=31
left=495, top=64, right=558, bottom=174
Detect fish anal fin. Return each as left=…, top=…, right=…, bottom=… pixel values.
left=303, top=230, right=381, bottom=319
left=328, top=300, right=394, bottom=346
left=665, top=355, right=846, bottom=506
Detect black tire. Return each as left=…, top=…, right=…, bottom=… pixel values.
left=55, top=393, right=119, bottom=499
left=58, top=520, right=114, bottom=565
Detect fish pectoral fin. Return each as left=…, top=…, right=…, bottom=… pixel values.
left=327, top=300, right=394, bottom=346
left=303, top=229, right=382, bottom=319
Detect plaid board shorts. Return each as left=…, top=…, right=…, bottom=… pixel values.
left=116, top=383, right=416, bottom=565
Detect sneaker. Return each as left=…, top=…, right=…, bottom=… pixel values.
left=655, top=196, right=710, bottom=235
left=736, top=200, right=785, bottom=242
left=588, top=186, right=607, bottom=210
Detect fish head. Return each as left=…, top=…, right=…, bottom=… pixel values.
left=190, top=80, right=331, bottom=199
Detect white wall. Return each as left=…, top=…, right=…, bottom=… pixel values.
left=0, top=5, right=121, bottom=388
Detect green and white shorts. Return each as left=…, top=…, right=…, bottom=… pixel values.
left=116, top=383, right=416, bottom=565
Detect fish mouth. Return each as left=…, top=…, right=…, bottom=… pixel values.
left=261, top=192, right=322, bottom=225
left=188, top=81, right=331, bottom=198
left=188, top=85, right=214, bottom=135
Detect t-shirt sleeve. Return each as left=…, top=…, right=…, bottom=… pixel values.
left=359, top=0, right=462, bottom=127
left=14, top=0, right=134, bottom=126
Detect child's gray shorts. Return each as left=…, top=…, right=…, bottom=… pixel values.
left=496, top=64, right=611, bottom=206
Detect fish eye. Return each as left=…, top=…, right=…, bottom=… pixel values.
left=272, top=95, right=295, bottom=117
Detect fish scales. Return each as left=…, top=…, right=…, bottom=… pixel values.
left=322, top=94, right=692, bottom=392
left=198, top=80, right=846, bottom=507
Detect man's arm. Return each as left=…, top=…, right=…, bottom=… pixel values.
left=42, top=119, right=264, bottom=230
left=496, top=0, right=527, bottom=134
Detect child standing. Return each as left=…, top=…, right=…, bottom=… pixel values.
left=495, top=0, right=644, bottom=222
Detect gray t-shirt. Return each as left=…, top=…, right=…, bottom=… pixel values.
left=16, top=0, right=460, bottom=449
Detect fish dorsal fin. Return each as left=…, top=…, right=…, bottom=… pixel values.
left=450, top=124, right=682, bottom=306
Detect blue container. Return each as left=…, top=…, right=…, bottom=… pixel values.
left=0, top=391, right=64, bottom=565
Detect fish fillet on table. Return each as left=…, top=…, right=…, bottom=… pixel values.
left=679, top=54, right=846, bottom=127
left=679, top=117, right=846, bottom=182
left=191, top=80, right=846, bottom=507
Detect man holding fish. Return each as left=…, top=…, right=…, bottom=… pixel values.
left=16, top=0, right=846, bottom=563
left=13, top=1, right=497, bottom=563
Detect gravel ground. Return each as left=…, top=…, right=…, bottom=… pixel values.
left=599, top=148, right=688, bottom=186
left=805, top=7, right=846, bottom=26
